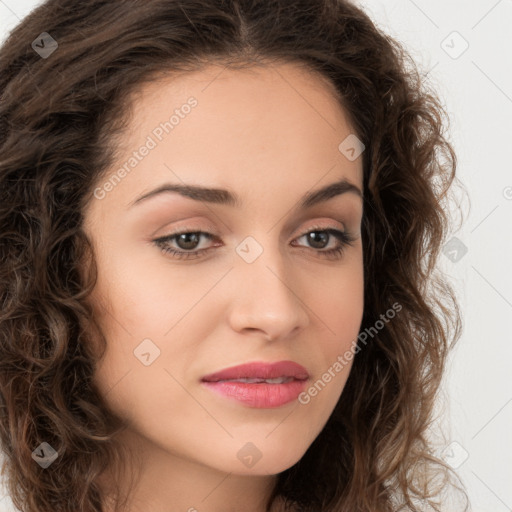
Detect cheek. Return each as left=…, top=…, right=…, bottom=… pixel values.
left=91, top=241, right=214, bottom=333
left=88, top=254, right=223, bottom=402
left=291, top=257, right=364, bottom=409
left=312, top=259, right=364, bottom=349
left=299, top=280, right=362, bottom=415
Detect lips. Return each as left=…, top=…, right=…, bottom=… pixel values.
left=201, top=360, right=310, bottom=408
left=201, top=360, right=309, bottom=383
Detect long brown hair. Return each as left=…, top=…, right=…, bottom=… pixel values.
left=0, top=0, right=468, bottom=510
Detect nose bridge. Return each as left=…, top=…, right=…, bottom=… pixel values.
left=227, top=235, right=309, bottom=339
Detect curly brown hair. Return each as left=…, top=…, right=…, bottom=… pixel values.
left=0, top=0, right=469, bottom=511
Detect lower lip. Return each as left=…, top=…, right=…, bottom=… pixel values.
left=201, top=379, right=308, bottom=408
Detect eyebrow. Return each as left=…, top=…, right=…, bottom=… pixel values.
left=129, top=177, right=363, bottom=209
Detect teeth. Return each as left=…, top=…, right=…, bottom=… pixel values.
left=263, top=377, right=293, bottom=384
left=222, top=377, right=293, bottom=384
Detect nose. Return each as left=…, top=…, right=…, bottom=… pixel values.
left=227, top=250, right=310, bottom=342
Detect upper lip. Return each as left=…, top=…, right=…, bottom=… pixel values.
left=201, top=360, right=310, bottom=382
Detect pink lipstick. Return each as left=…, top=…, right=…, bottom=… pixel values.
left=201, top=360, right=309, bottom=408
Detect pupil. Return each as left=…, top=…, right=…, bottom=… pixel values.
left=177, top=233, right=200, bottom=250
left=308, top=231, right=328, bottom=249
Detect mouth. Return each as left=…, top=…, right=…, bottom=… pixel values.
left=200, top=360, right=310, bottom=408
left=209, top=376, right=297, bottom=384
left=201, top=360, right=310, bottom=383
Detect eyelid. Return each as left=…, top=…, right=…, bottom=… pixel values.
left=151, top=218, right=220, bottom=239
left=159, top=219, right=347, bottom=240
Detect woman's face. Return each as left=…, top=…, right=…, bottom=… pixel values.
left=83, top=62, right=364, bottom=479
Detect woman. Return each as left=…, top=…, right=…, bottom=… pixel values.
left=0, top=0, right=468, bottom=511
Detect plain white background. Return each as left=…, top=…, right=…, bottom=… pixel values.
left=0, top=1, right=511, bottom=511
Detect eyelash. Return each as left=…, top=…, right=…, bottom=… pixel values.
left=153, top=225, right=357, bottom=261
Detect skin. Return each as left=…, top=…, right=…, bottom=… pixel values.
left=82, top=61, right=365, bottom=512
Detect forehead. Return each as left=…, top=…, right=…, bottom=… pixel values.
left=124, top=61, right=356, bottom=149
left=91, top=61, right=363, bottom=214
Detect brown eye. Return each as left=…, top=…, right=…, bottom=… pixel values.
left=306, top=231, right=330, bottom=249
left=174, top=232, right=202, bottom=250
left=292, top=227, right=357, bottom=260
left=153, top=230, right=218, bottom=260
